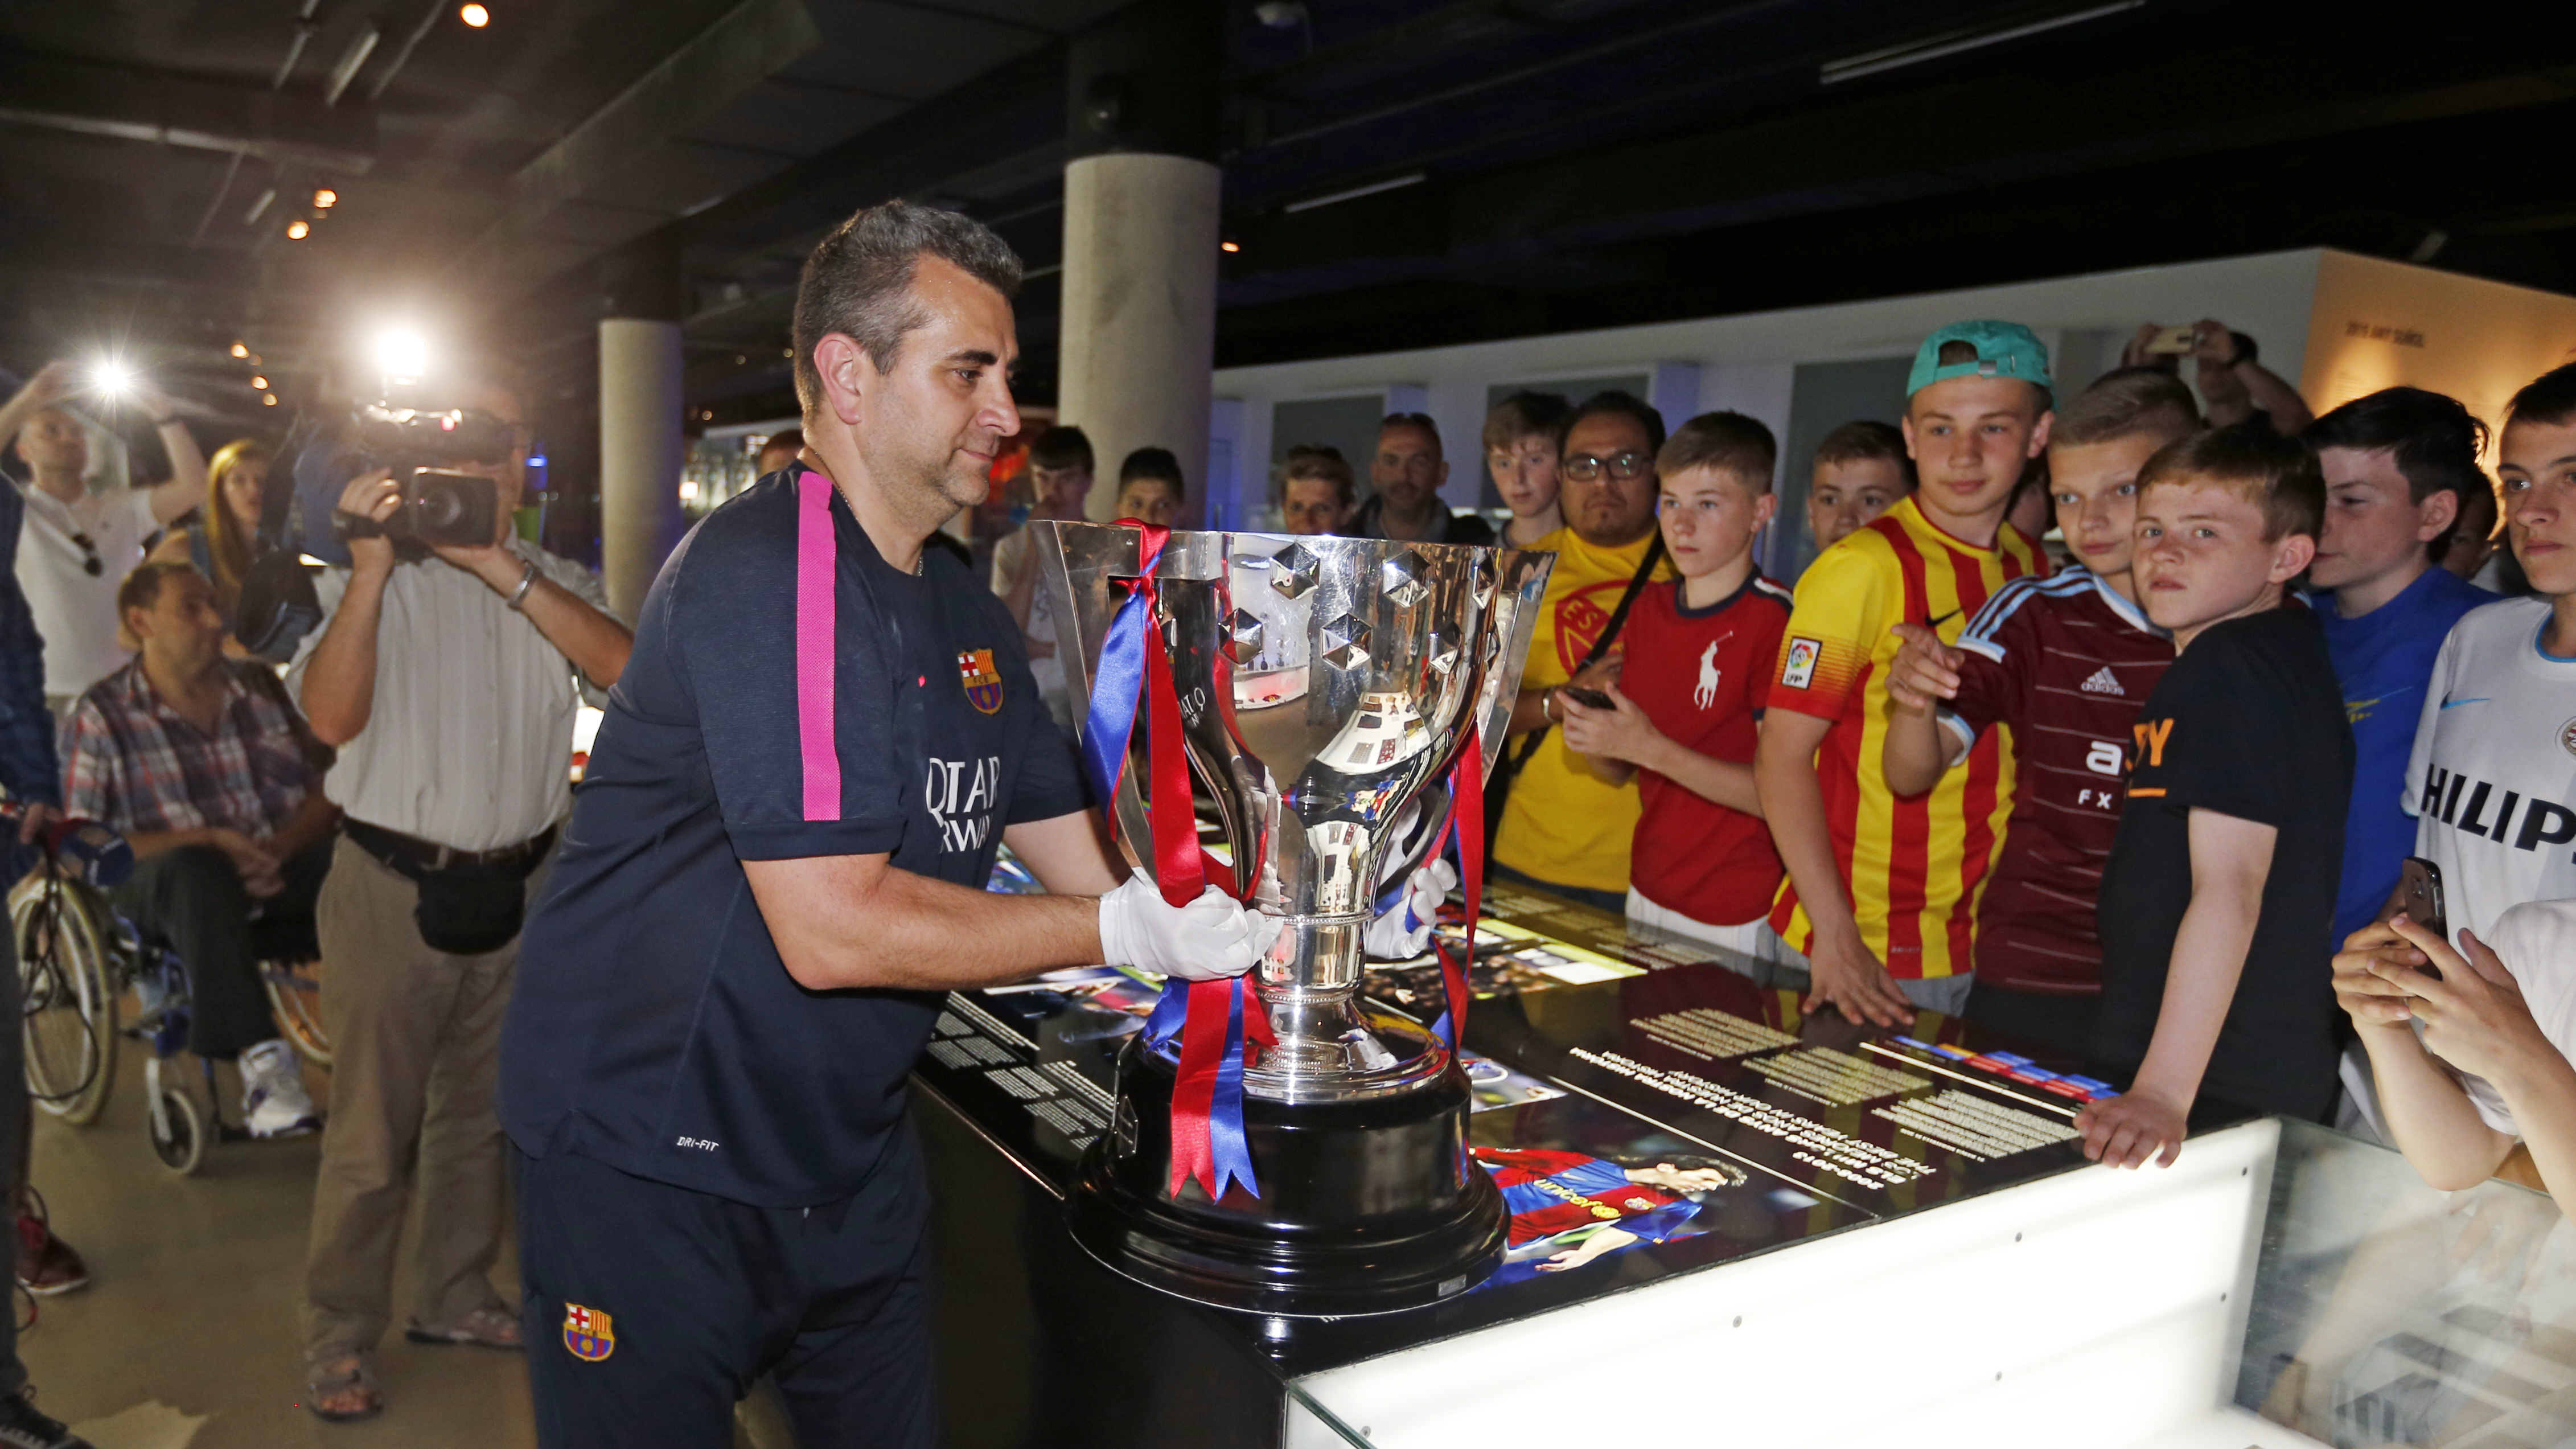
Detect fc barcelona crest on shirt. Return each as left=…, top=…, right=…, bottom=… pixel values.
left=564, top=1303, right=615, bottom=1361
left=957, top=648, right=1005, bottom=715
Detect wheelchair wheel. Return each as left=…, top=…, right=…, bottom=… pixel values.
left=147, top=1087, right=204, bottom=1175
left=9, top=876, right=117, bottom=1126
left=264, top=960, right=330, bottom=1068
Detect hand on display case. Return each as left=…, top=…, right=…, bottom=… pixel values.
left=1802, top=926, right=1917, bottom=1029
left=2074, top=1085, right=2184, bottom=1169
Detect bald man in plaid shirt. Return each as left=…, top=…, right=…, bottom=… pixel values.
left=61, top=560, right=338, bottom=1138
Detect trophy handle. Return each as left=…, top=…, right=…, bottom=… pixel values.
left=1468, top=547, right=1556, bottom=782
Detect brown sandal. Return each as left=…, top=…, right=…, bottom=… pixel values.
left=305, top=1351, right=383, bottom=1423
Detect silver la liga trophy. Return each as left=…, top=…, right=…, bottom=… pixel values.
left=1034, top=521, right=1552, bottom=1315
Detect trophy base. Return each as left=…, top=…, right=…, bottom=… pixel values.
left=1066, top=1033, right=1506, bottom=1317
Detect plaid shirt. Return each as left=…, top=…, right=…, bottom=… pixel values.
left=60, top=659, right=315, bottom=838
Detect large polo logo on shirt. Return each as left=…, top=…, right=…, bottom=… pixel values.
left=926, top=754, right=1004, bottom=852
left=957, top=648, right=1005, bottom=715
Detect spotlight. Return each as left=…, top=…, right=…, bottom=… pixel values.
left=313, top=188, right=338, bottom=210
left=1220, top=240, right=1241, bottom=253
left=250, top=375, right=269, bottom=390
left=264, top=394, right=278, bottom=407
left=286, top=219, right=311, bottom=240
left=459, top=3, right=490, bottom=26
left=229, top=342, right=249, bottom=359
left=375, top=327, right=430, bottom=383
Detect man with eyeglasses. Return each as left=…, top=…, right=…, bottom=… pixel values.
left=287, top=361, right=632, bottom=1422
left=1492, top=391, right=1676, bottom=911
left=1350, top=413, right=1493, bottom=545
left=2, top=362, right=208, bottom=716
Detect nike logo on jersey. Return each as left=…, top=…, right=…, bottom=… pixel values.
left=2422, top=764, right=2576, bottom=856
left=2441, top=697, right=2493, bottom=710
left=2079, top=667, right=2123, bottom=696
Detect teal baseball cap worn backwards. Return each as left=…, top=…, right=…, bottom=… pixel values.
left=1908, top=319, right=2053, bottom=397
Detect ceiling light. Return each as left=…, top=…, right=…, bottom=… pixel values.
left=313, top=188, right=338, bottom=210
left=286, top=219, right=310, bottom=240
left=264, top=394, right=278, bottom=407
left=1221, top=240, right=1242, bottom=253
left=459, top=3, right=490, bottom=27
left=1820, top=0, right=2145, bottom=85
left=250, top=375, right=269, bottom=390
left=1283, top=172, right=1426, bottom=215
left=229, top=342, right=249, bottom=359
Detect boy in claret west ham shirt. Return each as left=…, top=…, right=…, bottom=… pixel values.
left=1757, top=321, right=2055, bottom=1027
left=2083, top=425, right=2352, bottom=1169
left=1877, top=370, right=2201, bottom=1056
left=1559, top=412, right=1794, bottom=965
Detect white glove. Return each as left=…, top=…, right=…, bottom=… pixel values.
left=1097, top=873, right=1267, bottom=982
left=1365, top=859, right=1458, bottom=960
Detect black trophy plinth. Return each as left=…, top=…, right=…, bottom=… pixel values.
left=1066, top=1034, right=1506, bottom=1317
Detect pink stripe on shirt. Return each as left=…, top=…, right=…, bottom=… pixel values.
left=794, top=469, right=841, bottom=820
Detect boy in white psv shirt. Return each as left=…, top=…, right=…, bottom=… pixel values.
left=2339, top=362, right=2576, bottom=1207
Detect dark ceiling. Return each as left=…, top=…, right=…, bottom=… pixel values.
left=10, top=0, right=2576, bottom=513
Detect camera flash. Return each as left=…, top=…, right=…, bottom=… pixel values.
left=92, top=362, right=130, bottom=397
left=376, top=329, right=430, bottom=383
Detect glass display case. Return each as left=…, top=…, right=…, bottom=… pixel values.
left=913, top=878, right=2568, bottom=1449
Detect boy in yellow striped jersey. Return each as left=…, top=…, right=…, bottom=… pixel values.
left=1756, top=322, right=2054, bottom=1025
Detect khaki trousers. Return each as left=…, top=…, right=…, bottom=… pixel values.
left=301, top=835, right=540, bottom=1361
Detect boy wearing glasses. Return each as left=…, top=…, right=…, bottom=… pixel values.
left=1756, top=322, right=2055, bottom=1026
left=1494, top=392, right=1677, bottom=911
left=1558, top=412, right=1792, bottom=960
left=2, top=362, right=208, bottom=713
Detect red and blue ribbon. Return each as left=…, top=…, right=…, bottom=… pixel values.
left=1082, top=522, right=1262, bottom=1202
left=1428, top=729, right=1484, bottom=1055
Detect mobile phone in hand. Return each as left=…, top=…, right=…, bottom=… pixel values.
left=2143, top=323, right=2197, bottom=355
left=2398, top=856, right=2448, bottom=975
left=1559, top=686, right=1614, bottom=711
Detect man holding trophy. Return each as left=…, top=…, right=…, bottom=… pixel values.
left=498, top=202, right=1466, bottom=1446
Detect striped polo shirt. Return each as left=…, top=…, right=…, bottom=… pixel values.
left=1763, top=495, right=2048, bottom=980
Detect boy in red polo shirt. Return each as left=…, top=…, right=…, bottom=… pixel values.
left=1559, top=412, right=1793, bottom=964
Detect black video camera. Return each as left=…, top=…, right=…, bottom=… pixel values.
left=335, top=404, right=513, bottom=551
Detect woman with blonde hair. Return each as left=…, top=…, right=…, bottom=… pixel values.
left=155, top=437, right=270, bottom=628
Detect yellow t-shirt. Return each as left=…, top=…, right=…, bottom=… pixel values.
left=1762, top=496, right=2048, bottom=979
left=1492, top=526, right=1675, bottom=893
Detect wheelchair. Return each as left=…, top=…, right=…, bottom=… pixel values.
left=9, top=865, right=331, bottom=1176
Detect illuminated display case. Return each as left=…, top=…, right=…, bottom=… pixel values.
left=913, top=882, right=2563, bottom=1449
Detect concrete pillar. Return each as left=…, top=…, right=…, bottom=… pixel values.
left=597, top=228, right=687, bottom=620
left=1058, top=0, right=1223, bottom=525
left=1059, top=155, right=1221, bottom=522
left=597, top=318, right=685, bottom=619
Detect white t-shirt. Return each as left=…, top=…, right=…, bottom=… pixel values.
left=2461, top=897, right=2576, bottom=1135
left=2404, top=596, right=2576, bottom=945
left=13, top=483, right=158, bottom=698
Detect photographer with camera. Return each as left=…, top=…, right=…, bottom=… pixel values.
left=288, top=362, right=630, bottom=1423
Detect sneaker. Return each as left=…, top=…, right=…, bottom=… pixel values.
left=0, top=1389, right=90, bottom=1448
left=240, top=1039, right=321, bottom=1139
left=13, top=1214, right=86, bottom=1298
